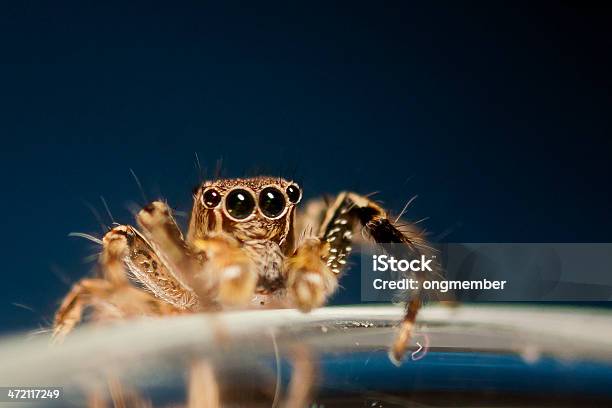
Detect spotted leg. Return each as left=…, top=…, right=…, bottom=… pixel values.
left=313, top=191, right=429, bottom=364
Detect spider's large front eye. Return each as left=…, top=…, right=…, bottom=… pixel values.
left=286, top=184, right=301, bottom=203
left=202, top=188, right=221, bottom=208
left=225, top=189, right=256, bottom=220
left=259, top=187, right=286, bottom=218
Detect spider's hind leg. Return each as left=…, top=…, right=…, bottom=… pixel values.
left=316, top=192, right=429, bottom=364
left=319, top=192, right=426, bottom=252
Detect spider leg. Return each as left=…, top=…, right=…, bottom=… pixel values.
left=285, top=237, right=337, bottom=312
left=390, top=296, right=422, bottom=365
left=52, top=272, right=176, bottom=341
left=314, top=191, right=429, bottom=364
left=187, top=359, right=220, bottom=408
left=103, top=225, right=199, bottom=310
left=289, top=186, right=422, bottom=312
left=136, top=201, right=197, bottom=279
left=53, top=224, right=192, bottom=340
left=53, top=278, right=114, bottom=340
left=55, top=223, right=193, bottom=407
left=106, top=374, right=152, bottom=408
left=190, top=233, right=257, bottom=306
left=317, top=192, right=426, bottom=267
left=137, top=200, right=257, bottom=307
left=86, top=386, right=107, bottom=408
left=283, top=345, right=317, bottom=408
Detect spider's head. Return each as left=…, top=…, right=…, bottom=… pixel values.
left=190, top=176, right=302, bottom=247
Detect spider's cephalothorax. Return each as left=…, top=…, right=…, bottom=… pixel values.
left=54, top=176, right=428, bottom=378
left=190, top=177, right=300, bottom=245
left=188, top=177, right=302, bottom=293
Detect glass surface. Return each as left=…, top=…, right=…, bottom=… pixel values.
left=0, top=305, right=611, bottom=407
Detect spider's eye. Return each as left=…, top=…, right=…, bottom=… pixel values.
left=202, top=188, right=221, bottom=208
left=225, top=189, right=256, bottom=220
left=286, top=184, right=301, bottom=204
left=259, top=187, right=286, bottom=218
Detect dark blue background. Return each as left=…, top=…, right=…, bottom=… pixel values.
left=1, top=1, right=610, bottom=333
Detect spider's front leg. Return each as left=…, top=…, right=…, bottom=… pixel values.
left=190, top=233, right=257, bottom=306
left=138, top=201, right=257, bottom=307
left=55, top=200, right=206, bottom=339
left=53, top=222, right=191, bottom=340
left=308, top=191, right=429, bottom=363
left=285, top=238, right=337, bottom=312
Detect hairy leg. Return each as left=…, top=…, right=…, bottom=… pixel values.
left=283, top=346, right=317, bottom=408
left=56, top=204, right=251, bottom=408
left=187, top=359, right=220, bottom=408
left=107, top=375, right=152, bottom=408
left=285, top=238, right=337, bottom=312
left=53, top=278, right=114, bottom=340
left=191, top=234, right=257, bottom=306
left=53, top=224, right=188, bottom=340
left=86, top=386, right=107, bottom=408
left=105, top=225, right=199, bottom=310
left=136, top=201, right=198, bottom=281
left=55, top=221, right=200, bottom=407
left=389, top=296, right=422, bottom=364
left=306, top=191, right=429, bottom=363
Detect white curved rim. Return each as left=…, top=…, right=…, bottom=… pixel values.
left=1, top=304, right=612, bottom=386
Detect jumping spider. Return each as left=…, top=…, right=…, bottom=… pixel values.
left=54, top=176, right=427, bottom=405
